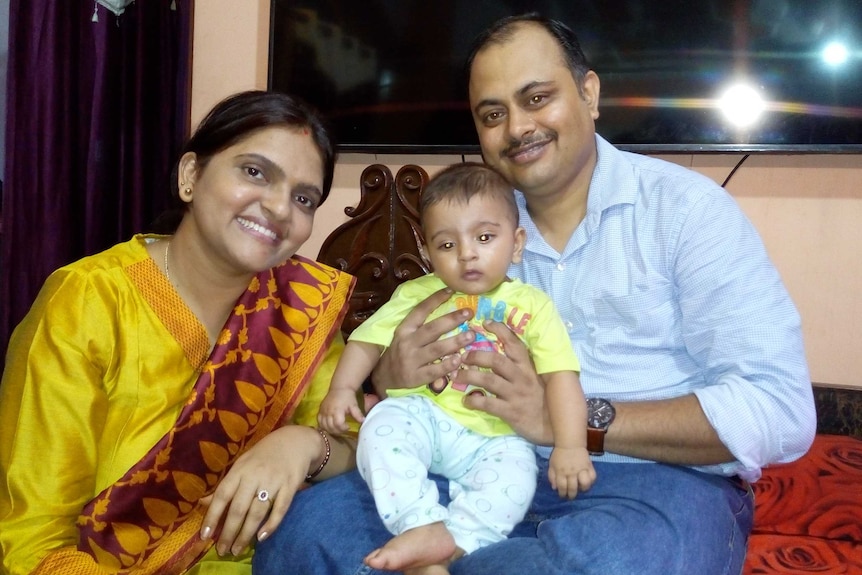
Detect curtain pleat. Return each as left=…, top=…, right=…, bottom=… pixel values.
left=1, top=0, right=191, bottom=361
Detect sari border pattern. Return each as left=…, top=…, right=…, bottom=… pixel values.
left=74, top=256, right=354, bottom=572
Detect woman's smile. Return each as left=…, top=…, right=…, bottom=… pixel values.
left=237, top=216, right=280, bottom=242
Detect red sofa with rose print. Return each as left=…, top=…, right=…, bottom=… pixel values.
left=744, top=433, right=862, bottom=574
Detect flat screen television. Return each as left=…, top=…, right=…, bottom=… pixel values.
left=269, top=0, right=862, bottom=154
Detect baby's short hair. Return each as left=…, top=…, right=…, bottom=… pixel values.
left=419, top=162, right=518, bottom=226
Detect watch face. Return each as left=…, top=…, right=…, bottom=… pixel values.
left=587, top=397, right=616, bottom=428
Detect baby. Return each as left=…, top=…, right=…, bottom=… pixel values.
left=318, top=162, right=595, bottom=575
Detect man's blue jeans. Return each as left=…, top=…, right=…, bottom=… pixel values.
left=254, top=459, right=753, bottom=575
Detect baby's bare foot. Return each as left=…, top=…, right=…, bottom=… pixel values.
left=403, top=545, right=466, bottom=575
left=404, top=564, right=451, bottom=575
left=364, top=522, right=456, bottom=571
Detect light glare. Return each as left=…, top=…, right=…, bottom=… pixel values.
left=719, top=84, right=765, bottom=128
left=822, top=42, right=849, bottom=66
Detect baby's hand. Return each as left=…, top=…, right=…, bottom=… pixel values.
left=318, top=389, right=365, bottom=434
left=548, top=446, right=596, bottom=499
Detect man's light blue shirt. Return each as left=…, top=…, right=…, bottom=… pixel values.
left=511, top=135, right=816, bottom=481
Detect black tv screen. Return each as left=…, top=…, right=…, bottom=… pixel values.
left=269, top=0, right=862, bottom=153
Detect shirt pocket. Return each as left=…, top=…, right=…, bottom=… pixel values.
left=592, top=284, right=678, bottom=341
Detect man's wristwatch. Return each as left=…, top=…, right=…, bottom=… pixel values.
left=586, top=397, right=616, bottom=456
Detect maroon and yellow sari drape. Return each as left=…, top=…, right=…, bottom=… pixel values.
left=32, top=256, right=353, bottom=574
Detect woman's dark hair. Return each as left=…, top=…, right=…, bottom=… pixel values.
left=464, top=13, right=591, bottom=96
left=152, top=90, right=336, bottom=232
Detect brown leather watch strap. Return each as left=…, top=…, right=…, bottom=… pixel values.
left=587, top=427, right=606, bottom=456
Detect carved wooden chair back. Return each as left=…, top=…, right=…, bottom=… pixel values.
left=317, top=164, right=433, bottom=336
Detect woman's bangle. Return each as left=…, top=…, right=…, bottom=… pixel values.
left=305, top=427, right=331, bottom=481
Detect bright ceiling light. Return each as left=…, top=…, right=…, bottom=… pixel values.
left=822, top=41, right=849, bottom=66
left=719, top=83, right=765, bottom=128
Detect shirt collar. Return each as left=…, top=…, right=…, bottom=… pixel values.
left=589, top=134, right=639, bottom=214
left=515, top=134, right=639, bottom=257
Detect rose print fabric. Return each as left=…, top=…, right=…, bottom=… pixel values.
left=744, top=434, right=862, bottom=574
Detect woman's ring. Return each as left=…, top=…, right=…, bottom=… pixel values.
left=256, top=489, right=270, bottom=502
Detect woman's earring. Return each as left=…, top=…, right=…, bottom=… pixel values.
left=182, top=186, right=193, bottom=199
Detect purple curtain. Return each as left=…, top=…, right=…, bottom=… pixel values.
left=1, top=1, right=192, bottom=359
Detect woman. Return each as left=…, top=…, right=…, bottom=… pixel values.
left=0, top=91, right=357, bottom=574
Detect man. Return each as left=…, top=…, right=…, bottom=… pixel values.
left=254, top=14, right=816, bottom=575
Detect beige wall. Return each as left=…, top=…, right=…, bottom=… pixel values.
left=192, top=2, right=862, bottom=389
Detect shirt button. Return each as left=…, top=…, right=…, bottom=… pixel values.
left=556, top=262, right=565, bottom=271
left=565, top=321, right=574, bottom=333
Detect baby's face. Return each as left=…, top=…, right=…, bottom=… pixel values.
left=422, top=195, right=525, bottom=295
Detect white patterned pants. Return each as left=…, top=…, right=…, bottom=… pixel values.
left=356, top=394, right=538, bottom=554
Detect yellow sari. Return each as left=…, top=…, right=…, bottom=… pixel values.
left=0, top=235, right=353, bottom=574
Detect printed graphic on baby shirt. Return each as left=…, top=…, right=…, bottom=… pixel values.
left=428, top=293, right=532, bottom=396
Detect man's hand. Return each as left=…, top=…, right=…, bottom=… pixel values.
left=457, top=320, right=552, bottom=445
left=371, top=287, right=475, bottom=395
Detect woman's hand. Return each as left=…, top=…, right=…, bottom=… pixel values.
left=199, top=425, right=324, bottom=556
left=457, top=320, right=552, bottom=445
left=371, top=287, right=474, bottom=395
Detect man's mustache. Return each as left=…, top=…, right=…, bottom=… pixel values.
left=502, top=132, right=556, bottom=157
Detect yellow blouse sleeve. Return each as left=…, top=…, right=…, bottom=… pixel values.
left=0, top=269, right=115, bottom=575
